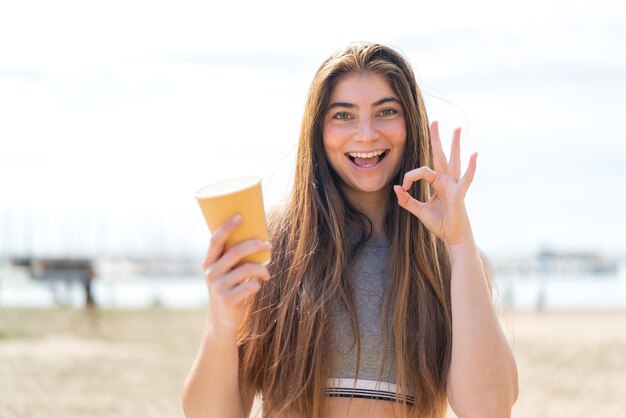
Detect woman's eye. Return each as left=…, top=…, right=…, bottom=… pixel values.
left=332, top=111, right=352, bottom=120
left=379, top=107, right=398, bottom=117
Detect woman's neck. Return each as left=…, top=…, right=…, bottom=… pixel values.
left=343, top=186, right=389, bottom=238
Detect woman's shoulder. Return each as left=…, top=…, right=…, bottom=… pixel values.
left=266, top=203, right=287, bottom=220
left=266, top=203, right=289, bottom=232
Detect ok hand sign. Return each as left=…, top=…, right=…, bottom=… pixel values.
left=394, top=121, right=478, bottom=246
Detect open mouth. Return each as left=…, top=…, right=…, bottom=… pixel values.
left=346, top=149, right=388, bottom=168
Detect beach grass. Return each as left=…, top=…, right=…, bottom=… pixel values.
left=1, top=308, right=624, bottom=417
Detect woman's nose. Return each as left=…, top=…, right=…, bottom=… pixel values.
left=354, top=117, right=380, bottom=142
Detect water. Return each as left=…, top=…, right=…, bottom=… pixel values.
left=495, top=273, right=626, bottom=310
left=1, top=267, right=626, bottom=310
left=0, top=276, right=208, bottom=310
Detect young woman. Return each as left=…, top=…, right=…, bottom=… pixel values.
left=183, top=43, right=518, bottom=418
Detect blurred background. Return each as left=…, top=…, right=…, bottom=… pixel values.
left=1, top=0, right=625, bottom=417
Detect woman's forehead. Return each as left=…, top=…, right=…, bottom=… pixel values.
left=328, top=72, right=398, bottom=104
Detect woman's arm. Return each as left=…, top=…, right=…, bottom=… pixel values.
left=182, top=318, right=255, bottom=418
left=445, top=233, right=518, bottom=417
left=182, top=215, right=271, bottom=418
left=395, top=121, right=518, bottom=417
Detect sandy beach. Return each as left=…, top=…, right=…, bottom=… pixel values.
left=1, top=308, right=624, bottom=418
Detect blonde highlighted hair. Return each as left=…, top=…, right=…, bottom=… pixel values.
left=238, top=43, right=452, bottom=418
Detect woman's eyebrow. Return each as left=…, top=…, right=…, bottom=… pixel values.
left=327, top=97, right=401, bottom=111
left=327, top=102, right=355, bottom=110
left=373, top=97, right=401, bottom=107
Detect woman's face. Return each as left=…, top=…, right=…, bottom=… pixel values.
left=322, top=72, right=406, bottom=200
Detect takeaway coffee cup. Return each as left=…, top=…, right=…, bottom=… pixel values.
left=195, top=176, right=271, bottom=265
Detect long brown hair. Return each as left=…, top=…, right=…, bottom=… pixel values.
left=238, top=43, right=452, bottom=418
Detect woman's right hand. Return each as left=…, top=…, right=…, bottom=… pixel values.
left=201, top=214, right=272, bottom=336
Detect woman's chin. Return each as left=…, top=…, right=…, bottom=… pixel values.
left=345, top=181, right=392, bottom=196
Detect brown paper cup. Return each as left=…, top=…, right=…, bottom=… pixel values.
left=195, top=176, right=271, bottom=265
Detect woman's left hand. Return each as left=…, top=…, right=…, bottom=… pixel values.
left=394, top=120, right=477, bottom=246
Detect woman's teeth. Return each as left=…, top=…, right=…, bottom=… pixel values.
left=347, top=150, right=387, bottom=168
left=347, top=149, right=386, bottom=159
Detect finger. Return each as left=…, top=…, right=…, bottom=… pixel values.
left=221, top=279, right=261, bottom=306
left=394, top=185, right=425, bottom=219
left=459, top=152, right=478, bottom=192
left=213, top=263, right=271, bottom=293
left=401, top=166, right=438, bottom=190
left=202, top=214, right=242, bottom=270
left=449, top=127, right=462, bottom=180
left=206, top=239, right=272, bottom=283
left=430, top=121, right=448, bottom=174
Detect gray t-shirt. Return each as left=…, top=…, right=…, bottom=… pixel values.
left=331, top=236, right=395, bottom=383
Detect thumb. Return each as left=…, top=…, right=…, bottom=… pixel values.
left=394, top=185, right=425, bottom=219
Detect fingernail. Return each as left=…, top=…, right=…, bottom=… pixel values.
left=232, top=214, right=242, bottom=223
left=263, top=241, right=273, bottom=249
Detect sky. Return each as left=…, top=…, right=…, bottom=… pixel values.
left=1, top=0, right=625, bottom=260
